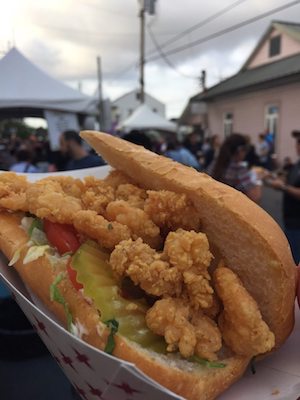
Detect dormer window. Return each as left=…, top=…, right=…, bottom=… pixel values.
left=269, top=35, right=281, bottom=57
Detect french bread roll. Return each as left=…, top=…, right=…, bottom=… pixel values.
left=0, top=130, right=296, bottom=400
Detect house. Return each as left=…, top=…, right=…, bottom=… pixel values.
left=111, top=90, right=165, bottom=128
left=184, top=20, right=300, bottom=161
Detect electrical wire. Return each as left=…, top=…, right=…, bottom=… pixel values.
left=146, top=0, right=248, bottom=57
left=146, top=23, right=199, bottom=79
left=146, top=0, right=300, bottom=63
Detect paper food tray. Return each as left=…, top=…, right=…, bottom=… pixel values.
left=0, top=166, right=299, bottom=400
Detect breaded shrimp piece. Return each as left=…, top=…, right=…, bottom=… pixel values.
left=115, top=184, right=147, bottom=209
left=103, top=170, right=134, bottom=189
left=164, top=229, right=214, bottom=309
left=73, top=210, right=131, bottom=250
left=146, top=298, right=196, bottom=358
left=0, top=172, right=29, bottom=211
left=191, top=312, right=222, bottom=361
left=82, top=176, right=115, bottom=215
left=106, top=200, right=161, bottom=248
left=26, top=179, right=82, bottom=224
left=146, top=298, right=222, bottom=360
left=144, top=190, right=201, bottom=232
left=109, top=238, right=181, bottom=297
left=39, top=176, right=85, bottom=197
left=214, top=267, right=275, bottom=357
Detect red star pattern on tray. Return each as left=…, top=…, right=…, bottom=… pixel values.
left=113, top=381, right=142, bottom=395
left=86, top=383, right=103, bottom=398
left=59, top=350, right=77, bottom=372
left=73, top=347, right=94, bottom=370
left=74, top=384, right=88, bottom=400
left=33, top=316, right=50, bottom=338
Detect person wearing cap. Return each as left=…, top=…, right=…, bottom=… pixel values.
left=267, top=136, right=300, bottom=264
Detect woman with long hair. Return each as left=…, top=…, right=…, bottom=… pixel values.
left=211, top=133, right=261, bottom=203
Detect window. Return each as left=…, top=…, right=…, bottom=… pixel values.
left=269, top=35, right=281, bottom=57
left=223, top=112, right=233, bottom=137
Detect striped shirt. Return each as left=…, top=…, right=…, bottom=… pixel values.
left=223, top=161, right=255, bottom=194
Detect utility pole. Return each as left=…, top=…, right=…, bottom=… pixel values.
left=97, top=56, right=103, bottom=129
left=139, top=0, right=145, bottom=104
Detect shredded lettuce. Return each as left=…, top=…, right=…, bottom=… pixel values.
left=30, top=227, right=48, bottom=246
left=8, top=248, right=22, bottom=266
left=20, top=216, right=35, bottom=233
left=50, top=273, right=73, bottom=331
left=104, top=319, right=119, bottom=354
left=23, top=245, right=50, bottom=264
left=189, top=355, right=226, bottom=368
left=28, top=218, right=43, bottom=236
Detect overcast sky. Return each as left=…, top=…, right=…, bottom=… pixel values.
left=0, top=0, right=300, bottom=118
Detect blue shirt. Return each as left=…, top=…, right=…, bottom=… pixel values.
left=65, top=155, right=105, bottom=170
left=165, top=147, right=200, bottom=170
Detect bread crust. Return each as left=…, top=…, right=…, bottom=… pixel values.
left=0, top=211, right=250, bottom=400
left=80, top=130, right=297, bottom=349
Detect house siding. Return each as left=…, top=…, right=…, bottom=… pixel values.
left=248, top=28, right=300, bottom=69
left=207, top=82, right=300, bottom=161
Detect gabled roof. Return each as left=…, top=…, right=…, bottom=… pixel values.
left=242, top=20, right=300, bottom=71
left=193, top=52, right=300, bottom=102
left=0, top=47, right=94, bottom=113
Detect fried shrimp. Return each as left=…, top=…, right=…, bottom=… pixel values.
left=144, top=190, right=201, bottom=232
left=26, top=179, right=82, bottom=224
left=146, top=298, right=222, bottom=360
left=73, top=210, right=131, bottom=250
left=164, top=229, right=214, bottom=309
left=0, top=172, right=29, bottom=211
left=214, top=267, right=275, bottom=356
left=109, top=238, right=182, bottom=297
left=106, top=200, right=161, bottom=248
left=103, top=170, right=134, bottom=189
left=115, top=184, right=147, bottom=209
left=82, top=176, right=115, bottom=215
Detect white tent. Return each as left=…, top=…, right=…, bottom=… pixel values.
left=0, top=47, right=95, bottom=114
left=119, top=103, right=176, bottom=132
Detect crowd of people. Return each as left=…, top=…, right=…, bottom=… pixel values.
left=0, top=127, right=298, bottom=263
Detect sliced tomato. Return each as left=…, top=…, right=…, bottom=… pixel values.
left=67, top=258, right=83, bottom=291
left=43, top=219, right=80, bottom=255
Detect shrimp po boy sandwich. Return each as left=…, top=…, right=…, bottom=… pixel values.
left=0, top=131, right=296, bottom=400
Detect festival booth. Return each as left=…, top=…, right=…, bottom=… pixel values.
left=118, top=103, right=176, bottom=133
left=0, top=47, right=96, bottom=149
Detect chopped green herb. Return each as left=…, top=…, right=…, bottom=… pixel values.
left=50, top=273, right=73, bottom=331
left=104, top=319, right=119, bottom=354
left=28, top=218, right=43, bottom=236
left=107, top=223, right=113, bottom=231
left=250, top=357, right=256, bottom=375
left=189, top=355, right=226, bottom=368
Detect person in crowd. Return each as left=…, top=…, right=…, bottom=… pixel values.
left=122, top=130, right=153, bottom=151
left=255, top=133, right=270, bottom=169
left=266, top=136, right=300, bottom=264
left=203, top=134, right=221, bottom=170
left=210, top=133, right=261, bottom=203
left=164, top=138, right=201, bottom=170
left=244, top=135, right=259, bottom=168
left=9, top=148, right=40, bottom=173
left=183, top=131, right=203, bottom=158
left=59, top=130, right=105, bottom=170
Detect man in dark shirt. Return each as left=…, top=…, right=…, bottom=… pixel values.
left=60, top=130, right=105, bottom=170
left=268, top=137, right=300, bottom=264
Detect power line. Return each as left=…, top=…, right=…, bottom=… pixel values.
left=146, top=23, right=199, bottom=79
left=146, top=0, right=248, bottom=57
left=146, top=0, right=300, bottom=63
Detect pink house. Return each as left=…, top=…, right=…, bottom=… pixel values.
left=185, top=20, right=300, bottom=162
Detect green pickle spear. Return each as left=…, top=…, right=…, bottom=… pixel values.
left=72, top=241, right=166, bottom=353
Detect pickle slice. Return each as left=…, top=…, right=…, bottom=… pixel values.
left=72, top=241, right=166, bottom=353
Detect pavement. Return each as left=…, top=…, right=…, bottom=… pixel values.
left=0, top=186, right=284, bottom=400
